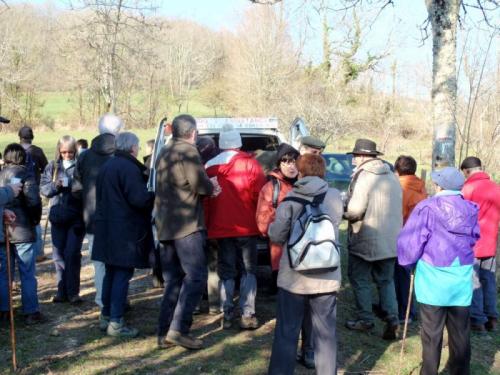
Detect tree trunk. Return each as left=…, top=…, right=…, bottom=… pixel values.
left=426, top=0, right=459, bottom=169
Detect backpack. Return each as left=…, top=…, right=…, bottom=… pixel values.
left=283, top=193, right=340, bottom=272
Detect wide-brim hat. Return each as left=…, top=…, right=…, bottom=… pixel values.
left=347, top=138, right=383, bottom=156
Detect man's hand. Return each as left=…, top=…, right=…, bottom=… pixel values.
left=3, top=209, right=16, bottom=225
left=8, top=183, right=22, bottom=197
left=210, top=177, right=222, bottom=197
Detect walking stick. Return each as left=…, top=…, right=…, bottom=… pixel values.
left=397, top=271, right=414, bottom=375
left=4, top=226, right=18, bottom=371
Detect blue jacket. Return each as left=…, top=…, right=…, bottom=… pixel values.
left=91, top=151, right=154, bottom=269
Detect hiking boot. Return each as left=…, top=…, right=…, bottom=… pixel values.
left=25, top=312, right=45, bottom=325
left=166, top=330, right=203, bottom=350
left=471, top=323, right=487, bottom=334
left=99, top=314, right=110, bottom=332
left=69, top=295, right=83, bottom=305
left=345, top=319, right=374, bottom=331
left=240, top=315, right=259, bottom=330
left=297, top=350, right=315, bottom=369
left=157, top=335, right=173, bottom=349
left=106, top=320, right=139, bottom=338
left=221, top=316, right=233, bottom=330
left=382, top=319, right=399, bottom=340
left=485, top=317, right=497, bottom=332
left=52, top=295, right=68, bottom=303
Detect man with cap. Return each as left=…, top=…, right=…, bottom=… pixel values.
left=205, top=124, right=267, bottom=331
left=460, top=156, right=500, bottom=333
left=18, top=125, right=48, bottom=262
left=299, top=136, right=325, bottom=156
left=72, top=113, right=124, bottom=308
left=398, top=167, right=479, bottom=375
left=343, top=138, right=402, bottom=340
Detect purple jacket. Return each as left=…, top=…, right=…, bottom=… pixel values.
left=398, top=194, right=479, bottom=268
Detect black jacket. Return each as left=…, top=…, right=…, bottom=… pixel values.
left=40, top=160, right=83, bottom=226
left=91, top=151, right=155, bottom=269
left=72, top=133, right=115, bottom=234
left=0, top=165, right=42, bottom=243
left=24, top=144, right=48, bottom=185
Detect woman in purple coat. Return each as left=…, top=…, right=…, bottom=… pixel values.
left=397, top=167, right=479, bottom=375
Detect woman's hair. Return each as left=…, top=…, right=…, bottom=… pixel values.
left=3, top=143, right=26, bottom=166
left=296, top=154, right=326, bottom=178
left=55, top=135, right=77, bottom=161
left=394, top=155, right=417, bottom=176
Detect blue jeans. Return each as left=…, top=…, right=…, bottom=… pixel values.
left=51, top=222, right=85, bottom=299
left=471, top=257, right=498, bottom=325
left=35, top=224, right=43, bottom=256
left=0, top=242, right=39, bottom=314
left=158, top=231, right=207, bottom=336
left=269, top=289, right=338, bottom=375
left=88, top=234, right=105, bottom=307
left=218, top=236, right=258, bottom=318
left=101, top=264, right=134, bottom=322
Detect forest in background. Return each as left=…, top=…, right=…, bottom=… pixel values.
left=0, top=1, right=498, bottom=172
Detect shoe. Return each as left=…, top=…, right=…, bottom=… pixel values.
left=209, top=306, right=221, bottom=315
left=485, top=318, right=497, bottom=332
left=69, top=296, right=83, bottom=305
left=471, top=323, right=487, bottom=334
left=221, top=316, right=233, bottom=330
left=99, top=314, right=110, bottom=332
left=157, top=335, right=174, bottom=349
left=239, top=315, right=259, bottom=330
left=298, top=350, right=315, bottom=369
left=25, top=312, right=45, bottom=325
left=345, top=319, right=374, bottom=331
left=52, top=295, right=68, bottom=303
left=382, top=320, right=399, bottom=340
left=165, top=330, right=203, bottom=350
left=106, top=320, right=139, bottom=338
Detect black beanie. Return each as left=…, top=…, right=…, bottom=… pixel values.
left=196, top=136, right=218, bottom=164
left=460, top=156, right=482, bottom=170
left=276, top=143, right=299, bottom=167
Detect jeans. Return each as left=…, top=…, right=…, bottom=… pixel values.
left=51, top=222, right=85, bottom=299
left=268, top=289, right=338, bottom=375
left=101, top=264, right=134, bottom=322
left=207, top=239, right=220, bottom=311
left=88, top=234, right=105, bottom=307
left=218, top=236, right=258, bottom=318
left=35, top=224, right=43, bottom=256
left=348, top=254, right=398, bottom=322
left=158, top=231, right=207, bottom=336
left=471, top=257, right=498, bottom=325
left=0, top=242, right=39, bottom=314
left=419, top=303, right=470, bottom=375
left=394, top=262, right=417, bottom=321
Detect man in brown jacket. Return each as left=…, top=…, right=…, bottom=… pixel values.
left=155, top=114, right=214, bottom=350
left=344, top=139, right=403, bottom=340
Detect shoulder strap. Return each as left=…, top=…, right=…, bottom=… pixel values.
left=271, top=177, right=281, bottom=209
left=282, top=196, right=312, bottom=205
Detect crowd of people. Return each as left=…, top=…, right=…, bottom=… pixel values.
left=0, top=112, right=498, bottom=375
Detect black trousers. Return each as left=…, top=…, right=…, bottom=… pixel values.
left=419, top=303, right=471, bottom=375
left=268, top=289, right=337, bottom=375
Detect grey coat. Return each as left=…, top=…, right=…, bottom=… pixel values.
left=344, top=158, right=402, bottom=261
left=268, top=176, right=343, bottom=295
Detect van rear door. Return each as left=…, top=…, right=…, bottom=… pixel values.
left=289, top=117, right=309, bottom=149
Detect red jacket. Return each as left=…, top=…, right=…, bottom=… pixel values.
left=462, top=171, right=500, bottom=258
left=255, top=170, right=294, bottom=270
left=205, top=150, right=266, bottom=239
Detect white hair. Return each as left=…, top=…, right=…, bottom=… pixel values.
left=115, top=132, right=139, bottom=153
left=98, top=113, right=124, bottom=136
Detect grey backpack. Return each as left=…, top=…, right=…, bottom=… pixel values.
left=283, top=193, right=340, bottom=272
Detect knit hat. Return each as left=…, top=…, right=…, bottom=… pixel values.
left=98, top=113, right=124, bottom=136
left=219, top=124, right=242, bottom=150
left=460, top=156, right=482, bottom=170
left=276, top=143, right=299, bottom=167
left=431, top=167, right=465, bottom=191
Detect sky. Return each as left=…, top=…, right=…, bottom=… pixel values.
left=6, top=0, right=498, bottom=99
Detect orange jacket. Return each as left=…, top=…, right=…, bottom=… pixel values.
left=399, top=174, right=427, bottom=224
left=256, top=170, right=294, bottom=270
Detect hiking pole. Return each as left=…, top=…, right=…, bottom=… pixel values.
left=4, top=226, right=18, bottom=371
left=397, top=271, right=414, bottom=375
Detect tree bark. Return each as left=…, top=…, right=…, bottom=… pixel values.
left=426, top=0, right=459, bottom=169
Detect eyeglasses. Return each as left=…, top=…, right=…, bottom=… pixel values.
left=280, top=158, right=296, bottom=165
